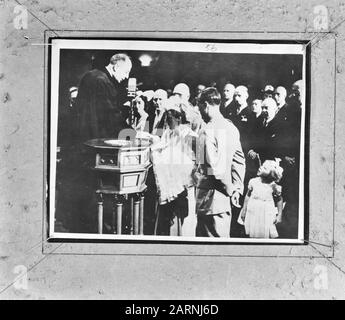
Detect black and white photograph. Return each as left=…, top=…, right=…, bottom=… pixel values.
left=49, top=39, right=307, bottom=243
left=3, top=0, right=345, bottom=302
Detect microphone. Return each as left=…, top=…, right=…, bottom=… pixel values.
left=127, top=78, right=137, bottom=98
left=126, top=78, right=138, bottom=126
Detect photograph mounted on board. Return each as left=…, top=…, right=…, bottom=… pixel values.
left=48, top=38, right=307, bottom=243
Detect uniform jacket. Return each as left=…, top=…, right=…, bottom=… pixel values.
left=195, top=116, right=246, bottom=215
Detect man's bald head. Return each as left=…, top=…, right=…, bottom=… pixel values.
left=292, top=80, right=304, bottom=97
left=235, top=85, right=248, bottom=95
left=223, top=83, right=235, bottom=101
left=234, top=85, right=249, bottom=106
left=108, top=53, right=132, bottom=83
left=274, top=86, right=287, bottom=107
left=292, top=80, right=304, bottom=92
left=110, top=53, right=131, bottom=65
left=153, top=89, right=168, bottom=110
left=290, top=80, right=304, bottom=106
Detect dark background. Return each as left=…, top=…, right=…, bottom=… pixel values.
left=58, top=48, right=303, bottom=116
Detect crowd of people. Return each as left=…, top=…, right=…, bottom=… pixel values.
left=59, top=53, right=304, bottom=239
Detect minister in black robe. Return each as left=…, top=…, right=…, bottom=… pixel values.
left=75, top=55, right=132, bottom=144
left=68, top=54, right=133, bottom=233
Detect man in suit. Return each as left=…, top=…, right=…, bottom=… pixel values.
left=195, top=87, right=245, bottom=237
left=220, top=82, right=235, bottom=120
left=276, top=81, right=303, bottom=239
left=248, top=97, right=288, bottom=163
left=151, top=89, right=168, bottom=135
left=285, top=80, right=303, bottom=162
left=229, top=86, right=256, bottom=153
left=273, top=84, right=302, bottom=173
left=274, top=86, right=289, bottom=123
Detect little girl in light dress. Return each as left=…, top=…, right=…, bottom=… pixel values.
left=239, top=160, right=284, bottom=239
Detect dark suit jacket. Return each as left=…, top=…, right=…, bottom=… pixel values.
left=274, top=103, right=302, bottom=160
left=285, top=102, right=302, bottom=160
left=251, top=114, right=289, bottom=162
left=220, top=100, right=235, bottom=120
left=224, top=104, right=256, bottom=154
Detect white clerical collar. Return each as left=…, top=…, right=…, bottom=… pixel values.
left=105, top=65, right=115, bottom=78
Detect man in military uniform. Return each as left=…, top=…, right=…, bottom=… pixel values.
left=195, top=87, right=245, bottom=237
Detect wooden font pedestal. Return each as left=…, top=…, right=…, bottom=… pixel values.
left=96, top=187, right=146, bottom=235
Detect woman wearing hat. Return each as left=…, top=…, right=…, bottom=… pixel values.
left=150, top=96, right=198, bottom=237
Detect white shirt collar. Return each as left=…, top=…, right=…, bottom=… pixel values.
left=238, top=104, right=248, bottom=113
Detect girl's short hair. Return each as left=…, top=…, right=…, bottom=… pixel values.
left=259, top=160, right=284, bottom=183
